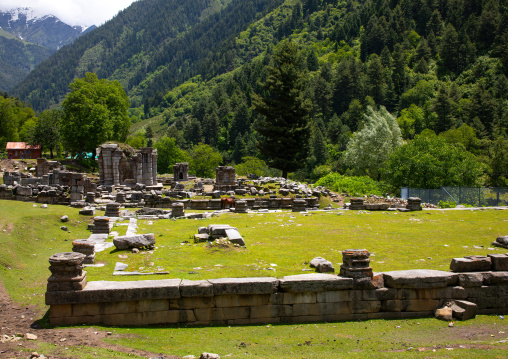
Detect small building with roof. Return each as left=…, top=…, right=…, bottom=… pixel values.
left=6, top=142, right=42, bottom=160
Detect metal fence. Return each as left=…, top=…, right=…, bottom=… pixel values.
left=401, top=187, right=508, bottom=207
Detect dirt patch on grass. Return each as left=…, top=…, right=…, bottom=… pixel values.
left=0, top=279, right=179, bottom=359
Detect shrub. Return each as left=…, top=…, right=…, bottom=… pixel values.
left=314, top=172, right=383, bottom=196
left=438, top=200, right=457, bottom=208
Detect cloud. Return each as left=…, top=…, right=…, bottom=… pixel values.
left=0, top=0, right=136, bottom=26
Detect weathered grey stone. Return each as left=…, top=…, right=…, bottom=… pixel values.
left=208, top=224, right=238, bottom=239
left=200, top=353, right=220, bottom=359
left=279, top=273, right=353, bottom=292
left=383, top=270, right=457, bottom=288
left=61, top=215, right=69, bottom=222
left=457, top=272, right=484, bottom=287
left=488, top=254, right=508, bottom=271
left=113, top=234, right=155, bottom=250
left=79, top=207, right=95, bottom=216
left=316, top=261, right=334, bottom=273
left=496, top=236, right=508, bottom=246
left=451, top=300, right=477, bottom=320
left=225, top=229, right=245, bottom=246
left=180, top=279, right=213, bottom=297
left=309, top=257, right=326, bottom=268
left=194, top=234, right=210, bottom=243
left=450, top=256, right=491, bottom=272
left=114, top=262, right=128, bottom=271
left=208, top=277, right=279, bottom=295
left=45, top=279, right=182, bottom=305
left=482, top=271, right=508, bottom=285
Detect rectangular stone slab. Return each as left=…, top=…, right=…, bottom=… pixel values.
left=208, top=277, right=279, bottom=295
left=225, top=229, right=245, bottom=246
left=180, top=279, right=214, bottom=297
left=46, top=279, right=181, bottom=305
left=382, top=270, right=457, bottom=288
left=279, top=274, right=354, bottom=292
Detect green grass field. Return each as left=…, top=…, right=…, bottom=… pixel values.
left=0, top=200, right=507, bottom=358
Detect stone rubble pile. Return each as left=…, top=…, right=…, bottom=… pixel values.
left=194, top=224, right=246, bottom=246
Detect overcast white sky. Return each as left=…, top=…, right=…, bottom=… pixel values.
left=0, top=0, right=137, bottom=26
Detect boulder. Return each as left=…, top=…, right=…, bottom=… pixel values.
left=309, top=257, right=334, bottom=273
left=60, top=215, right=69, bottom=222
left=435, top=306, right=453, bottom=321
left=113, top=233, right=155, bottom=250
left=450, top=300, right=477, bottom=320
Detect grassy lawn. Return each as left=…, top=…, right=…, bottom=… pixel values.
left=0, top=200, right=507, bottom=358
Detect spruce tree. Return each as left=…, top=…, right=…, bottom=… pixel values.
left=253, top=41, right=311, bottom=178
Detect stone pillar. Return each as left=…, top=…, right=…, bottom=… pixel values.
left=407, top=197, right=422, bottom=211
left=235, top=200, right=248, bottom=213
left=85, top=192, right=95, bottom=203
left=349, top=198, right=365, bottom=210
left=92, top=216, right=110, bottom=234
left=72, top=240, right=95, bottom=264
left=140, top=148, right=154, bottom=186
left=152, top=149, right=158, bottom=185
left=112, top=150, right=123, bottom=186
left=105, top=202, right=121, bottom=217
left=171, top=202, right=185, bottom=218
left=292, top=198, right=307, bottom=212
left=339, top=249, right=373, bottom=279
left=115, top=192, right=126, bottom=203
left=47, top=252, right=87, bottom=291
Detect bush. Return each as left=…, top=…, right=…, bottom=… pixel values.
left=438, top=200, right=457, bottom=208
left=314, top=172, right=383, bottom=196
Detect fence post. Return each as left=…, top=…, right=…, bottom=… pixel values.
left=478, top=187, right=481, bottom=207
left=497, top=188, right=500, bottom=207
left=459, top=187, right=461, bottom=205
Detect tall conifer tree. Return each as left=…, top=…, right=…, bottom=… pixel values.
left=254, top=41, right=311, bottom=178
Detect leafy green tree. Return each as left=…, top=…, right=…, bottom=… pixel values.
left=397, top=104, right=425, bottom=139
left=61, top=73, right=130, bottom=159
left=253, top=41, right=311, bottom=178
left=488, top=136, right=508, bottom=186
left=189, top=143, right=222, bottom=178
left=0, top=95, right=36, bottom=148
left=235, top=156, right=270, bottom=177
left=154, top=136, right=188, bottom=174
left=343, top=106, right=403, bottom=179
left=383, top=131, right=485, bottom=189
left=126, top=134, right=147, bottom=149
left=32, top=109, right=62, bottom=158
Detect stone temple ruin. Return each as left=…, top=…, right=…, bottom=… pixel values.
left=173, top=162, right=189, bottom=181
left=214, top=166, right=236, bottom=191
left=97, top=144, right=157, bottom=187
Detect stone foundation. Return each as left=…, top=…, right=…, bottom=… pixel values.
left=46, top=268, right=508, bottom=326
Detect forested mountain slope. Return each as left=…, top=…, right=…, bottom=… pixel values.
left=0, top=8, right=94, bottom=92
left=9, top=0, right=508, bottom=187
left=13, top=0, right=284, bottom=111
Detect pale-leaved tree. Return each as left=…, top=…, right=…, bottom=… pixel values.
left=343, top=106, right=403, bottom=179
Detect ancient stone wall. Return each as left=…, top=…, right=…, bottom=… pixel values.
left=46, top=268, right=508, bottom=326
